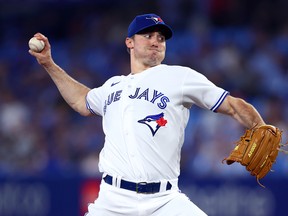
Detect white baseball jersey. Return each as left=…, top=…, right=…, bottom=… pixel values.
left=86, top=64, right=229, bottom=182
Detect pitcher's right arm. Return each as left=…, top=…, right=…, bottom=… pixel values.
left=29, top=33, right=92, bottom=116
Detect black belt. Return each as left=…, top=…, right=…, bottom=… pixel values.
left=103, top=175, right=172, bottom=194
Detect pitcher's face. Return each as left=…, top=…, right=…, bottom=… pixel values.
left=128, top=31, right=166, bottom=67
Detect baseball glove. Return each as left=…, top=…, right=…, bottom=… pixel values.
left=223, top=125, right=283, bottom=187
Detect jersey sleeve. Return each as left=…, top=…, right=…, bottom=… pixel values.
left=85, top=75, right=124, bottom=116
left=86, top=85, right=105, bottom=116
left=182, top=68, right=229, bottom=112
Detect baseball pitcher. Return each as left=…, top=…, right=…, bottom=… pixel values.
left=29, top=13, right=283, bottom=216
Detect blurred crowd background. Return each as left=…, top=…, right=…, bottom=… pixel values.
left=1, top=0, right=288, bottom=180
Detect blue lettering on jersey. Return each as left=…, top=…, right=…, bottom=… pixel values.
left=137, top=88, right=149, bottom=100
left=107, top=92, right=114, bottom=105
left=103, top=88, right=170, bottom=115
left=103, top=90, right=122, bottom=114
left=129, top=87, right=169, bottom=109
left=158, top=96, right=170, bottom=109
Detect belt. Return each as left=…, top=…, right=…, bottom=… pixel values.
left=103, top=175, right=172, bottom=194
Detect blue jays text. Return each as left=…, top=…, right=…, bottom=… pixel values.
left=103, top=87, right=170, bottom=115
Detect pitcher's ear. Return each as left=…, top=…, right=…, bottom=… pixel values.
left=125, top=37, right=134, bottom=49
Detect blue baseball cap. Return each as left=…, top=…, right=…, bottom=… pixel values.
left=128, top=14, right=173, bottom=40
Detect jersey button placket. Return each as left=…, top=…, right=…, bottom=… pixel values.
left=122, top=76, right=139, bottom=174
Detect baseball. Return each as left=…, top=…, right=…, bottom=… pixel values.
left=28, top=37, right=45, bottom=52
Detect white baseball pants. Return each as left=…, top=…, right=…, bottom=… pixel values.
left=85, top=179, right=207, bottom=216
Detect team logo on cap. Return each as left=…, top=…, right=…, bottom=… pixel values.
left=146, top=16, right=163, bottom=24
left=138, top=112, right=167, bottom=136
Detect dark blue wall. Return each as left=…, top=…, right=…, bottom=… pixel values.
left=0, top=176, right=286, bottom=216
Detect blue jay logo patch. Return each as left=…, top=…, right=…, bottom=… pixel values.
left=146, top=16, right=164, bottom=24
left=138, top=113, right=167, bottom=136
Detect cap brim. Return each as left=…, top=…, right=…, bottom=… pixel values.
left=135, top=24, right=173, bottom=40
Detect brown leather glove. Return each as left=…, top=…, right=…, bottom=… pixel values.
left=223, top=125, right=282, bottom=187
